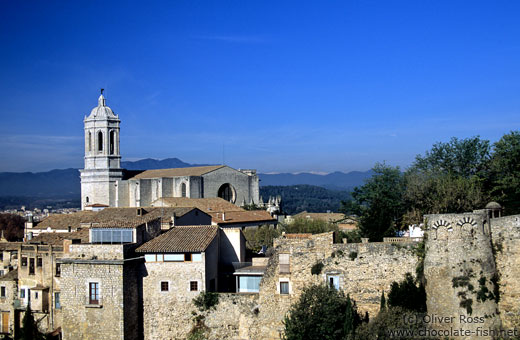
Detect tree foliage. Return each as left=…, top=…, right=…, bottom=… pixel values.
left=283, top=284, right=365, bottom=340
left=487, top=131, right=520, bottom=214
left=19, top=305, right=46, bottom=340
left=341, top=163, right=405, bottom=241
left=387, top=273, right=426, bottom=313
left=0, top=213, right=24, bottom=241
left=242, top=225, right=281, bottom=252
left=284, top=218, right=338, bottom=234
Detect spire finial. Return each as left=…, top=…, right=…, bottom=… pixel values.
left=98, top=89, right=106, bottom=106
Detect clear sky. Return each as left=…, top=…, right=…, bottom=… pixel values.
left=0, top=1, right=519, bottom=173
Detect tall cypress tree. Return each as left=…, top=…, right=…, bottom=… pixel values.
left=19, top=305, right=45, bottom=340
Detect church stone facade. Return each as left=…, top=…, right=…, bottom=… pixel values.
left=80, top=93, right=260, bottom=210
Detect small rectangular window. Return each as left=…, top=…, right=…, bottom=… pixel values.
left=190, top=281, right=198, bottom=292
left=89, top=282, right=100, bottom=305
left=164, top=254, right=184, bottom=262
left=160, top=281, right=169, bottom=292
left=20, top=289, right=25, bottom=299
left=55, top=263, right=61, bottom=277
left=144, top=254, right=156, bottom=262
left=55, top=292, right=61, bottom=309
left=37, top=257, right=43, bottom=267
left=21, top=257, right=27, bottom=267
left=0, top=286, right=5, bottom=298
left=184, top=253, right=192, bottom=262
left=29, top=258, right=35, bottom=275
left=35, top=292, right=38, bottom=299
left=279, top=254, right=290, bottom=274
left=280, top=281, right=289, bottom=295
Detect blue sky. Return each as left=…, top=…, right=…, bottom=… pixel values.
left=0, top=1, right=519, bottom=173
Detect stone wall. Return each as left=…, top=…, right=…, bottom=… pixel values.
left=202, top=166, right=259, bottom=205
left=424, top=212, right=501, bottom=339
left=159, top=233, right=419, bottom=340
left=141, top=255, right=208, bottom=339
left=491, top=215, right=520, bottom=329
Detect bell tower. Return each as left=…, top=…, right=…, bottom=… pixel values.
left=80, top=90, right=123, bottom=209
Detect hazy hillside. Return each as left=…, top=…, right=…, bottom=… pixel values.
left=260, top=185, right=351, bottom=215
left=259, top=170, right=373, bottom=190
left=0, top=158, right=369, bottom=210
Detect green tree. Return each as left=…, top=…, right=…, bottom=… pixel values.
left=412, top=136, right=490, bottom=178
left=487, top=131, right=520, bottom=214
left=284, top=218, right=338, bottom=234
left=343, top=295, right=355, bottom=339
left=19, top=305, right=46, bottom=340
left=0, top=213, right=25, bottom=241
left=387, top=273, right=426, bottom=313
left=341, top=163, right=405, bottom=241
left=380, top=291, right=386, bottom=311
left=402, top=136, right=490, bottom=224
left=283, top=284, right=364, bottom=340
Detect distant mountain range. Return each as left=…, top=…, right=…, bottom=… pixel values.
left=0, top=158, right=372, bottom=198
left=259, top=171, right=373, bottom=190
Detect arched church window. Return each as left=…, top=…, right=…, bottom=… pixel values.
left=86, top=197, right=89, bottom=203
left=181, top=183, right=187, bottom=197
left=88, top=132, right=92, bottom=152
left=109, top=130, right=115, bottom=155
left=218, top=184, right=235, bottom=203
left=98, top=131, right=103, bottom=152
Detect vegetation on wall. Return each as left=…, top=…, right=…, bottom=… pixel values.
left=192, top=291, right=219, bottom=312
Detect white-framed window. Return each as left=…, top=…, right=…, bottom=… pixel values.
left=86, top=279, right=101, bottom=306
left=278, top=278, right=291, bottom=295
left=327, top=275, right=340, bottom=290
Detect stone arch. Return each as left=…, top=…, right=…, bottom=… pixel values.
left=181, top=182, right=187, bottom=197
left=218, top=183, right=236, bottom=203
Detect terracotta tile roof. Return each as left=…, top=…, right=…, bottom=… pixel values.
left=35, top=207, right=196, bottom=231
left=152, top=197, right=243, bottom=213
left=130, top=165, right=224, bottom=179
left=292, top=211, right=346, bottom=223
left=33, top=211, right=96, bottom=230
left=136, top=226, right=218, bottom=253
left=28, top=229, right=90, bottom=245
left=0, top=268, right=18, bottom=281
left=209, top=210, right=276, bottom=225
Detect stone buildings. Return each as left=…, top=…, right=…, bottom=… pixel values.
left=80, top=92, right=260, bottom=210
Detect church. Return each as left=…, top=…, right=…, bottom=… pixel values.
left=80, top=92, right=260, bottom=210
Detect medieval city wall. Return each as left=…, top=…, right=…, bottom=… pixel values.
left=491, top=215, right=520, bottom=329
left=172, top=233, right=420, bottom=340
